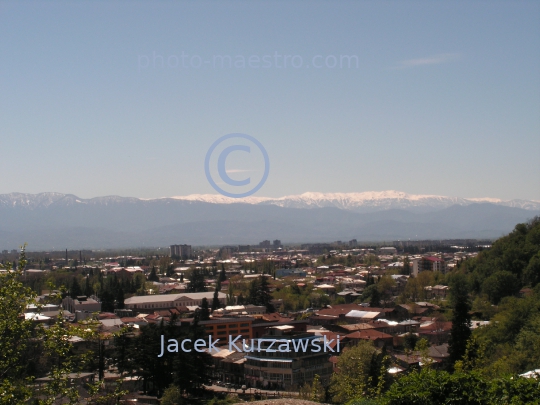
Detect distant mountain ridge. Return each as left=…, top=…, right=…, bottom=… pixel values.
left=170, top=191, right=540, bottom=212
left=2, top=190, right=539, bottom=212
left=0, top=191, right=538, bottom=249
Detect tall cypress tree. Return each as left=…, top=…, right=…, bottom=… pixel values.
left=219, top=264, right=227, bottom=282
left=448, top=274, right=472, bottom=366
left=402, top=256, right=411, bottom=276
left=258, top=275, right=274, bottom=313
left=70, top=276, right=82, bottom=298
left=187, top=269, right=206, bottom=292
left=211, top=280, right=221, bottom=311
left=199, top=298, right=210, bottom=321
left=84, top=276, right=93, bottom=297
left=116, top=286, right=125, bottom=309
left=148, top=266, right=159, bottom=282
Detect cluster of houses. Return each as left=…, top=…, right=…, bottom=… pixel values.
left=20, top=246, right=490, bottom=399
left=32, top=292, right=459, bottom=391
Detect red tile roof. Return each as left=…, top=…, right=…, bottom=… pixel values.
left=345, top=330, right=393, bottom=340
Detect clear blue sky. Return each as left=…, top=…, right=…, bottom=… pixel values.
left=1, top=1, right=539, bottom=200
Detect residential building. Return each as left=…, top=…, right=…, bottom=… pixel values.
left=104, top=266, right=143, bottom=279
left=210, top=348, right=246, bottom=384
left=124, top=292, right=226, bottom=314
left=198, top=317, right=254, bottom=343
left=259, top=240, right=271, bottom=248
left=62, top=296, right=101, bottom=314
left=244, top=326, right=334, bottom=389
left=275, top=268, right=307, bottom=278
left=412, top=256, right=446, bottom=276
left=379, top=247, right=397, bottom=255
left=169, top=244, right=192, bottom=259
left=178, top=316, right=253, bottom=344
left=344, top=329, right=393, bottom=348
left=213, top=305, right=266, bottom=316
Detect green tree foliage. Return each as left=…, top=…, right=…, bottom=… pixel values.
left=523, top=251, right=540, bottom=287
left=376, top=276, right=396, bottom=306
left=219, top=264, right=227, bottom=282
left=84, top=276, right=93, bottom=297
left=246, top=276, right=274, bottom=312
left=482, top=271, right=520, bottom=304
left=448, top=273, right=472, bottom=366
left=461, top=217, right=540, bottom=301
left=160, top=384, right=186, bottom=405
left=199, top=298, right=210, bottom=321
left=329, top=341, right=388, bottom=404
left=401, top=256, right=410, bottom=276
left=361, top=284, right=381, bottom=307
left=454, top=337, right=488, bottom=373
left=380, top=368, right=540, bottom=405
left=69, top=276, right=82, bottom=298
left=212, top=280, right=222, bottom=311
left=111, top=318, right=211, bottom=397
left=187, top=269, right=207, bottom=292
left=403, top=333, right=419, bottom=351
left=473, top=287, right=540, bottom=376
left=299, top=373, right=325, bottom=402
left=148, top=266, right=159, bottom=282
left=363, top=254, right=381, bottom=266
left=0, top=247, right=126, bottom=404
left=0, top=249, right=36, bottom=402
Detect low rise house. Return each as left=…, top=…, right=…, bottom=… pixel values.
left=275, top=268, right=307, bottom=278
left=424, top=285, right=449, bottom=299
left=345, top=310, right=382, bottom=323
left=418, top=320, right=452, bottom=344
left=396, top=319, right=421, bottom=334
left=62, top=296, right=101, bottom=320
left=344, top=329, right=393, bottom=348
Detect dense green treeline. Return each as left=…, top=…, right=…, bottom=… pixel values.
left=459, top=216, right=540, bottom=303
left=473, top=285, right=540, bottom=376
left=333, top=218, right=540, bottom=404
left=0, top=250, right=126, bottom=404
left=110, top=316, right=211, bottom=397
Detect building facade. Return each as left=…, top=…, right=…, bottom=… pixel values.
left=169, top=244, right=192, bottom=259
left=199, top=317, right=254, bottom=343
left=124, top=292, right=226, bottom=313
left=62, top=296, right=101, bottom=315
left=244, top=326, right=333, bottom=390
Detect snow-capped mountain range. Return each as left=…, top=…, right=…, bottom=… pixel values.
left=1, top=190, right=539, bottom=212
left=1, top=190, right=539, bottom=249
left=170, top=191, right=540, bottom=212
